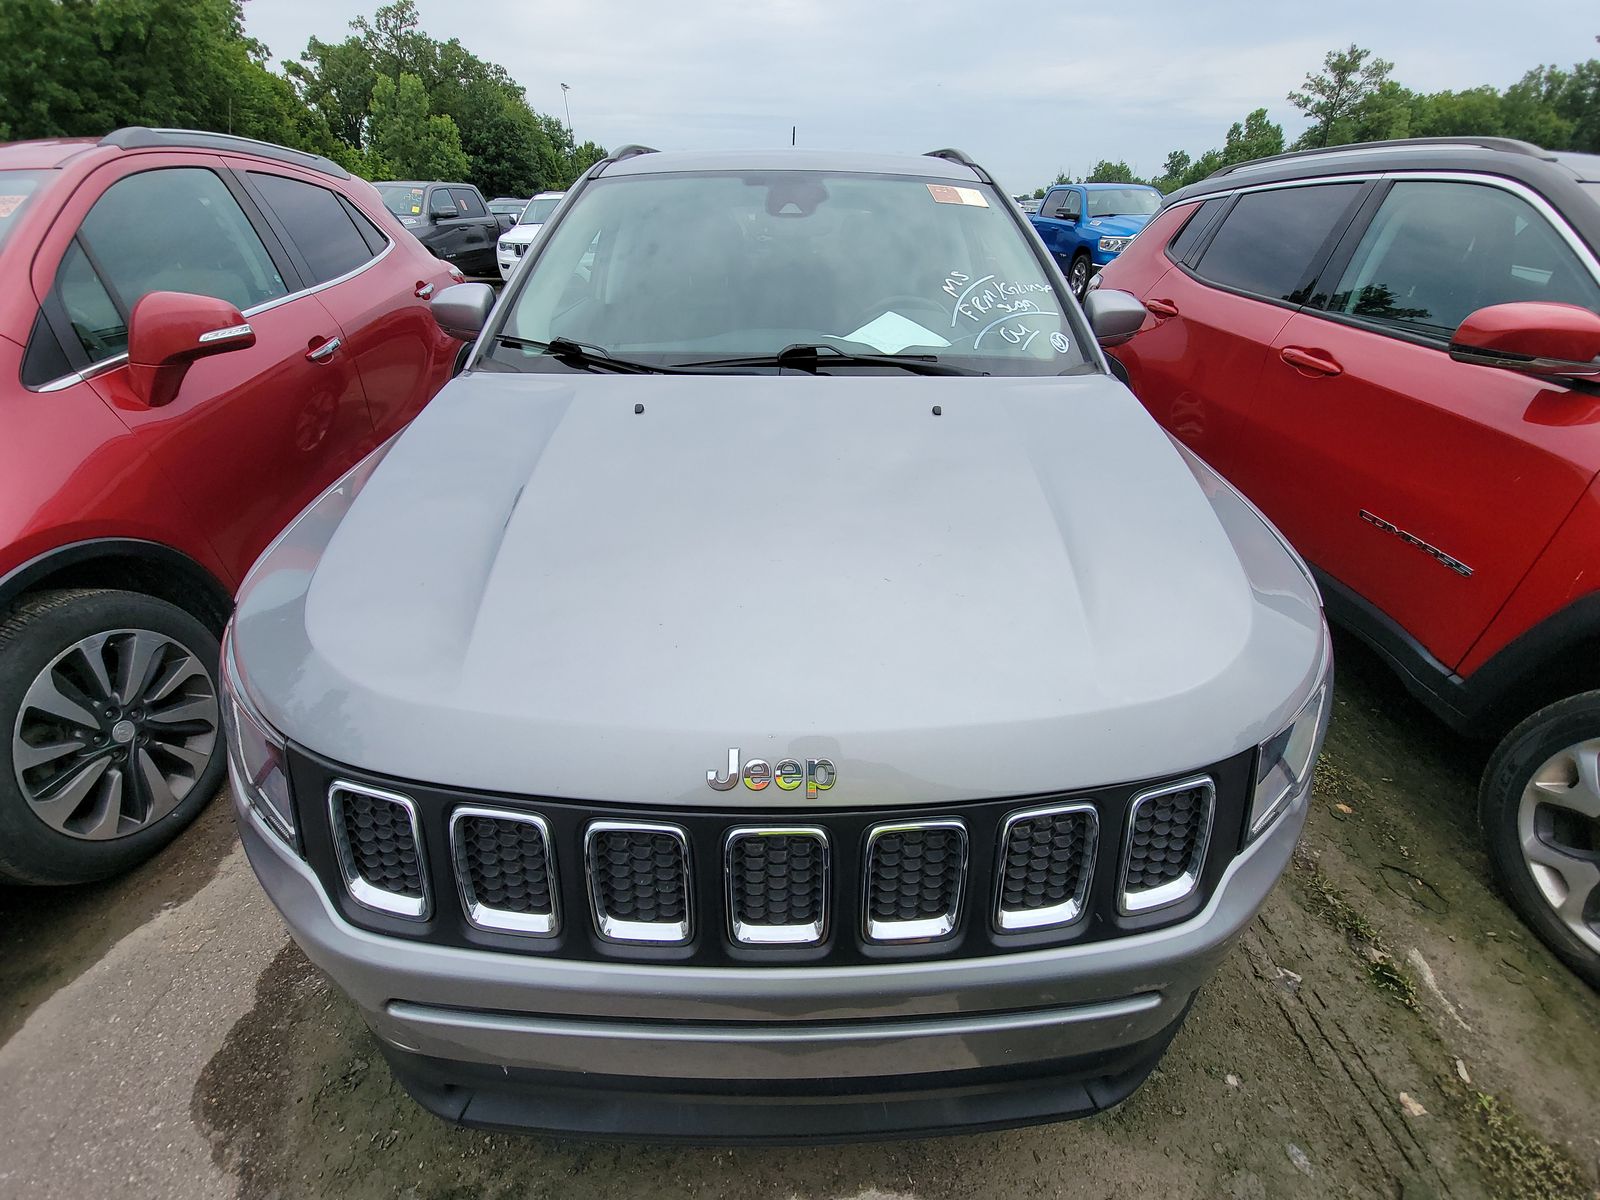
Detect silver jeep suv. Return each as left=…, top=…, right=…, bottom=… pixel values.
left=224, top=146, right=1332, bottom=1141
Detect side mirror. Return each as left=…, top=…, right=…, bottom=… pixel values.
left=1084, top=288, right=1146, bottom=347
left=431, top=282, right=496, bottom=341
left=127, top=291, right=255, bottom=407
left=1450, top=302, right=1600, bottom=379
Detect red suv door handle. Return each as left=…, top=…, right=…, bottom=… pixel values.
left=305, top=336, right=342, bottom=363
left=1279, top=346, right=1342, bottom=377
left=1146, top=298, right=1179, bottom=318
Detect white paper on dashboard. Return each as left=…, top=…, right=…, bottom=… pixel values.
left=841, top=312, right=952, bottom=354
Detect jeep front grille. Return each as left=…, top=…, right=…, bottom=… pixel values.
left=450, top=806, right=558, bottom=935
left=585, top=821, right=692, bottom=944
left=329, top=781, right=428, bottom=919
left=1119, top=776, right=1214, bottom=913
left=725, top=828, right=829, bottom=945
left=863, top=820, right=967, bottom=942
left=996, top=802, right=1098, bottom=931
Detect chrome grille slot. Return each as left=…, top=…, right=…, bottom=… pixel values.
left=329, top=781, right=428, bottom=919
left=1119, top=776, right=1215, bottom=914
left=996, top=802, right=1098, bottom=931
left=725, top=828, right=829, bottom=946
left=863, top=820, right=967, bottom=942
left=585, top=821, right=692, bottom=944
left=450, top=806, right=558, bottom=935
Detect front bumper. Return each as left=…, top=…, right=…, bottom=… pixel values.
left=235, top=776, right=1309, bottom=1141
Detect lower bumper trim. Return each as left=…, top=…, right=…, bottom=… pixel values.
left=376, top=997, right=1193, bottom=1143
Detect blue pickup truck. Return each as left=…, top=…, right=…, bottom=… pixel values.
left=1029, top=182, right=1163, bottom=297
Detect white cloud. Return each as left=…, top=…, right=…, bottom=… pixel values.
left=244, top=0, right=1596, bottom=191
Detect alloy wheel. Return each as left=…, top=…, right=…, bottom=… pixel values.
left=1518, top=738, right=1600, bottom=955
left=12, top=629, right=219, bottom=841
left=1069, top=258, right=1089, bottom=297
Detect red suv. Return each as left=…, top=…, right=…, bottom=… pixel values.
left=1097, top=136, right=1600, bottom=986
left=0, top=128, right=460, bottom=885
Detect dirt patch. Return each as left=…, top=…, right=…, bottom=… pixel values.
left=0, top=791, right=237, bottom=1046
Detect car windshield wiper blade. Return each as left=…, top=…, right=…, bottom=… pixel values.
left=496, top=335, right=670, bottom=374
left=678, top=344, right=975, bottom=376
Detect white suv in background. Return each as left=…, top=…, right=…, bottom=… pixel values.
left=496, top=191, right=565, bottom=280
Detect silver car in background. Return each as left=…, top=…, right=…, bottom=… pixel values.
left=225, top=146, right=1331, bottom=1141
left=495, top=190, right=565, bottom=280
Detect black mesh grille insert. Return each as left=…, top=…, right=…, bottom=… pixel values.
left=999, top=808, right=1094, bottom=917
left=591, top=828, right=688, bottom=924
left=457, top=814, right=552, bottom=916
left=338, top=790, right=422, bottom=897
left=865, top=824, right=964, bottom=930
left=729, top=833, right=826, bottom=931
left=1125, top=783, right=1210, bottom=894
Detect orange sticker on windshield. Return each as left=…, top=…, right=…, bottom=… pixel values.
left=0, top=196, right=25, bottom=219
left=927, top=184, right=988, bottom=208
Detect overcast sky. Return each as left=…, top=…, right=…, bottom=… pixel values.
left=245, top=1, right=1595, bottom=194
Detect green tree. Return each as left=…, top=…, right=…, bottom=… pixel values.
left=1289, top=44, right=1395, bottom=148
left=1079, top=159, right=1144, bottom=184
left=1221, top=108, right=1285, bottom=163
left=367, top=73, right=470, bottom=181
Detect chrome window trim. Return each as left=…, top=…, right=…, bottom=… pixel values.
left=328, top=780, right=430, bottom=920
left=1117, top=774, right=1216, bottom=916
left=584, top=819, right=692, bottom=945
left=448, top=805, right=559, bottom=937
left=29, top=236, right=395, bottom=393
left=994, top=801, right=1100, bottom=932
left=1184, top=170, right=1600, bottom=289
left=723, top=826, right=830, bottom=946
left=862, top=818, right=968, bottom=943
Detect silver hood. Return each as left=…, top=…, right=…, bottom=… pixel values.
left=231, top=371, right=1325, bottom=807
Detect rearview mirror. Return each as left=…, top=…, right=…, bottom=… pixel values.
left=431, top=283, right=496, bottom=341
left=1450, top=302, right=1600, bottom=380
left=127, top=291, right=255, bottom=407
left=1083, top=288, right=1146, bottom=348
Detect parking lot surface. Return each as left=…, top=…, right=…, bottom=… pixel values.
left=1, top=634, right=1597, bottom=1200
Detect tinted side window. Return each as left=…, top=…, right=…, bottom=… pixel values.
left=1040, top=190, right=1069, bottom=219
left=78, top=168, right=288, bottom=317
left=1328, top=180, right=1600, bottom=337
left=21, top=308, right=73, bottom=387
left=1165, top=197, right=1226, bottom=264
left=340, top=196, right=390, bottom=256
left=1062, top=191, right=1081, bottom=221
left=428, top=188, right=458, bottom=216
left=57, top=240, right=130, bottom=361
left=249, top=172, right=373, bottom=284
left=451, top=188, right=487, bottom=217
left=1194, top=183, right=1363, bottom=302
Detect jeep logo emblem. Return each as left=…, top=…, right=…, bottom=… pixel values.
left=707, top=749, right=836, bottom=797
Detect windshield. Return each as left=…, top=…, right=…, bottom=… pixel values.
left=0, top=170, right=49, bottom=251
left=375, top=184, right=425, bottom=219
left=489, top=200, right=526, bottom=214
left=518, top=196, right=561, bottom=225
left=496, top=171, right=1087, bottom=375
left=1086, top=188, right=1161, bottom=218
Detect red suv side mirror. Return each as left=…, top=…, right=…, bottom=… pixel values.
left=127, top=291, right=256, bottom=407
left=1449, top=302, right=1600, bottom=380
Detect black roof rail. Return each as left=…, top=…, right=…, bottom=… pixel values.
left=100, top=127, right=351, bottom=179
left=589, top=143, right=658, bottom=178
left=1207, top=135, right=1554, bottom=180
left=923, top=147, right=992, bottom=183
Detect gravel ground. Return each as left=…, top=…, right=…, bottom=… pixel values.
left=1, top=632, right=1597, bottom=1200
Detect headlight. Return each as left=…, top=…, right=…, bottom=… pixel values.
left=1099, top=236, right=1132, bottom=254
left=221, top=636, right=296, bottom=845
left=1248, top=664, right=1331, bottom=840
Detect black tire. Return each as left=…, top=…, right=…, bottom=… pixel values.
left=0, top=588, right=225, bottom=885
left=1479, top=691, right=1600, bottom=989
left=1068, top=253, right=1092, bottom=299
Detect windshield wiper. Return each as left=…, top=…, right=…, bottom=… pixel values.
left=679, top=344, right=975, bottom=376
left=496, top=334, right=670, bottom=374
